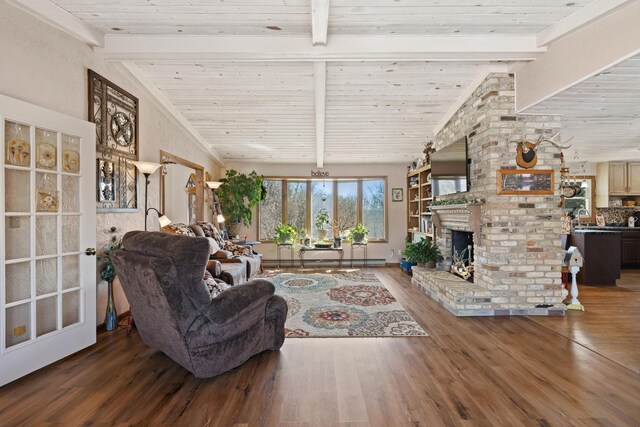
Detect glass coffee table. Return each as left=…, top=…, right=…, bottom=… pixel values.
left=299, top=246, right=344, bottom=268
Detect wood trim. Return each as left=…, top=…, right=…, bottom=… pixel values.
left=306, top=181, right=312, bottom=233
left=265, top=175, right=388, bottom=181
left=159, top=150, right=205, bottom=221
left=259, top=177, right=388, bottom=242
left=496, top=169, right=555, bottom=195
left=561, top=175, right=597, bottom=222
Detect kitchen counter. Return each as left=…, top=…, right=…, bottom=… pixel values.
left=576, top=226, right=638, bottom=231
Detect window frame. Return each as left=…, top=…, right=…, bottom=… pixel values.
left=258, top=176, right=388, bottom=243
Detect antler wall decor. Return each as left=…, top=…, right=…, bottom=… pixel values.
left=509, top=132, right=573, bottom=169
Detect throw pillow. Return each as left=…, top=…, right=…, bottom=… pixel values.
left=161, top=223, right=196, bottom=237
left=206, top=237, right=220, bottom=255
left=197, top=221, right=225, bottom=248
left=224, top=241, right=254, bottom=257
left=203, top=270, right=230, bottom=299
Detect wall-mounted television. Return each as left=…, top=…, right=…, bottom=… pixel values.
left=431, top=136, right=470, bottom=196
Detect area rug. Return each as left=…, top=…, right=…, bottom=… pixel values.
left=257, top=270, right=427, bottom=338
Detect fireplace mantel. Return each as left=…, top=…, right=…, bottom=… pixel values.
left=430, top=203, right=482, bottom=244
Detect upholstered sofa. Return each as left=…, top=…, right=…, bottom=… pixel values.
left=112, top=231, right=287, bottom=378
left=161, top=221, right=260, bottom=285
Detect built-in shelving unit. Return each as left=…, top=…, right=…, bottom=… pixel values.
left=407, top=165, right=434, bottom=242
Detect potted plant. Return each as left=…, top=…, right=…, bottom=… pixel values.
left=274, top=223, right=297, bottom=245
left=402, top=237, right=443, bottom=268
left=299, top=227, right=311, bottom=246
left=348, top=223, right=369, bottom=244
left=315, top=208, right=330, bottom=240
left=332, top=220, right=348, bottom=248
left=217, top=169, right=265, bottom=236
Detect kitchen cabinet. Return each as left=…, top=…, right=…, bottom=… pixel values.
left=571, top=230, right=621, bottom=285
left=609, top=162, right=640, bottom=195
left=622, top=230, right=640, bottom=266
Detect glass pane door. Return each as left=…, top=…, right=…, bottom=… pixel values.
left=3, top=121, right=85, bottom=349
left=1, top=94, right=96, bottom=386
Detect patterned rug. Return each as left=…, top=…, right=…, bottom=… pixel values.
left=257, top=270, right=427, bottom=338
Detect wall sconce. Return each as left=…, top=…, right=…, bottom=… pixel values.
left=132, top=161, right=163, bottom=231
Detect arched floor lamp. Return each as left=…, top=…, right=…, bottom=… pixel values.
left=132, top=161, right=171, bottom=230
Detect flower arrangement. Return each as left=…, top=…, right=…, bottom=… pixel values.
left=97, top=231, right=122, bottom=282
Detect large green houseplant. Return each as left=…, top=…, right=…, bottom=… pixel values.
left=217, top=169, right=265, bottom=235
left=402, top=237, right=443, bottom=268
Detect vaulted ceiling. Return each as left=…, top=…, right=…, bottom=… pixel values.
left=10, top=0, right=640, bottom=166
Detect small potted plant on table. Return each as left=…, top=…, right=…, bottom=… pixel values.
left=315, top=208, right=330, bottom=240
left=274, top=223, right=297, bottom=245
left=348, top=223, right=369, bottom=244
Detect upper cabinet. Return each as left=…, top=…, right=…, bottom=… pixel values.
left=629, top=163, right=640, bottom=194
left=609, top=162, right=640, bottom=195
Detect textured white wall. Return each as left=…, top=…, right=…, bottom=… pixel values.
left=0, top=3, right=220, bottom=325
left=224, top=162, right=409, bottom=263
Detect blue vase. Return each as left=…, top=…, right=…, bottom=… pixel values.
left=105, top=280, right=118, bottom=331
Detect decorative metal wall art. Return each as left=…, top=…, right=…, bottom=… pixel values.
left=89, top=70, right=139, bottom=211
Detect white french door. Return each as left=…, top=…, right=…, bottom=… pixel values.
left=0, top=94, right=96, bottom=386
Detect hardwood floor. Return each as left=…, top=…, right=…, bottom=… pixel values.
left=531, top=269, right=640, bottom=374
left=1, top=267, right=639, bottom=426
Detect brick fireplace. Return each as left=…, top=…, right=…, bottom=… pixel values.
left=411, top=73, right=566, bottom=317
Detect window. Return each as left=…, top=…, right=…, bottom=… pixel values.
left=311, top=181, right=333, bottom=239
left=258, top=180, right=282, bottom=240
left=287, top=181, right=307, bottom=233
left=362, top=179, right=385, bottom=240
left=258, top=177, right=387, bottom=242
left=337, top=181, right=358, bottom=230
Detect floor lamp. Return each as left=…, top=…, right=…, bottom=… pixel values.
left=133, top=161, right=169, bottom=231
left=206, top=181, right=226, bottom=225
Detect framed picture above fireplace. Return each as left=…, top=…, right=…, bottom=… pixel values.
left=497, top=169, right=554, bottom=195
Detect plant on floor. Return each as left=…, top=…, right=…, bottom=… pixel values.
left=348, top=223, right=369, bottom=243
left=217, top=169, right=265, bottom=230
left=402, top=237, right=443, bottom=268
left=274, top=223, right=297, bottom=245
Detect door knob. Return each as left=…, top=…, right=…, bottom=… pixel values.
left=85, top=248, right=96, bottom=256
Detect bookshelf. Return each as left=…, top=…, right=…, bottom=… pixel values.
left=406, top=165, right=434, bottom=242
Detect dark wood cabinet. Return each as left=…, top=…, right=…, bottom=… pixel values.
left=571, top=231, right=622, bottom=285
left=622, top=231, right=640, bottom=266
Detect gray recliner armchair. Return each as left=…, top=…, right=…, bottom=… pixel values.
left=112, top=231, right=287, bottom=378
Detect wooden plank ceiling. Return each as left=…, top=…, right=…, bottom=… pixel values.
left=324, top=61, right=488, bottom=164
left=524, top=53, right=640, bottom=163
left=46, top=0, right=621, bottom=165
left=51, top=0, right=591, bottom=36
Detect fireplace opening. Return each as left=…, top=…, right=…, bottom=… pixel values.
left=451, top=230, right=474, bottom=282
